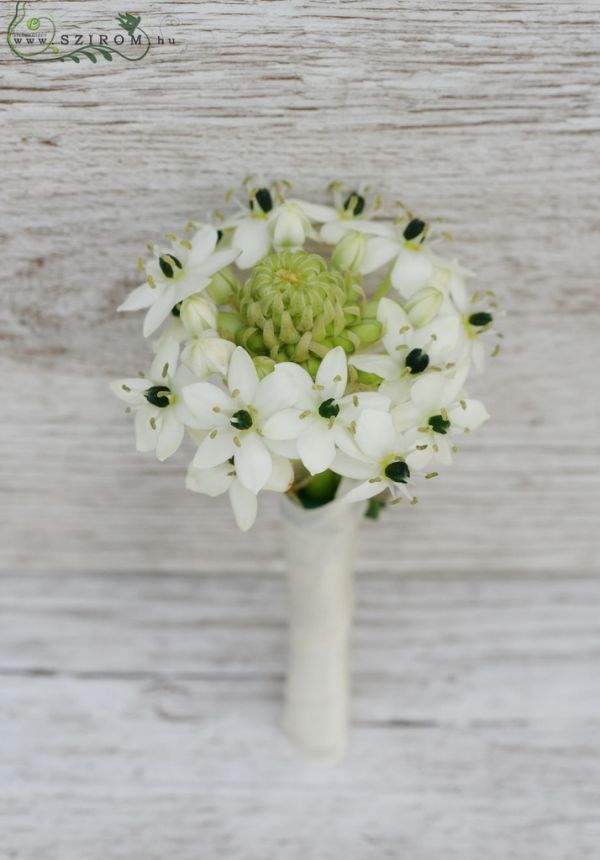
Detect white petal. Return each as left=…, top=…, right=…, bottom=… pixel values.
left=410, top=373, right=447, bottom=412
left=173, top=273, right=211, bottom=304
left=359, top=237, right=400, bottom=275
left=134, top=407, right=159, bottom=452
left=320, top=220, right=347, bottom=244
left=143, top=286, right=176, bottom=337
left=186, top=225, right=218, bottom=267
left=186, top=462, right=233, bottom=497
left=266, top=438, right=300, bottom=459
left=331, top=449, right=374, bottom=480
left=350, top=219, right=397, bottom=238
left=194, top=247, right=240, bottom=278
left=232, top=219, right=271, bottom=269
left=228, top=480, right=258, bottom=532
left=349, top=353, right=400, bottom=381
left=338, top=390, right=391, bottom=420
left=355, top=409, right=396, bottom=461
left=405, top=444, right=433, bottom=471
left=434, top=436, right=453, bottom=465
left=316, top=346, right=347, bottom=400
left=262, top=408, right=304, bottom=440
left=390, top=247, right=433, bottom=298
left=156, top=410, right=184, bottom=461
left=228, top=347, right=259, bottom=404
left=297, top=421, right=336, bottom=475
left=117, top=282, right=158, bottom=312
left=235, top=433, right=272, bottom=494
left=290, top=199, right=338, bottom=223
left=150, top=338, right=180, bottom=382
left=110, top=377, right=148, bottom=404
left=377, top=297, right=412, bottom=356
left=379, top=377, right=413, bottom=404
left=183, top=382, right=233, bottom=428
left=341, top=480, right=383, bottom=504
left=448, top=398, right=490, bottom=431
left=391, top=401, right=422, bottom=432
left=201, top=337, right=235, bottom=376
left=193, top=430, right=235, bottom=469
left=265, top=455, right=294, bottom=492
left=253, top=369, right=298, bottom=418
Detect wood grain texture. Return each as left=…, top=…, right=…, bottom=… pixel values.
left=1, top=570, right=600, bottom=859
left=1, top=1, right=600, bottom=572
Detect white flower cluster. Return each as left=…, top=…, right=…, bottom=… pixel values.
left=112, top=180, right=499, bottom=530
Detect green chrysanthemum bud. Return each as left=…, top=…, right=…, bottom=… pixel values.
left=237, top=251, right=369, bottom=369
left=404, top=287, right=443, bottom=328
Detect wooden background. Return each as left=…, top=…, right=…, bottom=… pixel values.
left=2, top=4, right=600, bottom=858
left=2, top=0, right=599, bottom=574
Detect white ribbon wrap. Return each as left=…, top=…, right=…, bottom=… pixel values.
left=280, top=495, right=363, bottom=760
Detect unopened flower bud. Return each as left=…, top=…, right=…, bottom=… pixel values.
left=332, top=231, right=367, bottom=271
left=180, top=295, right=218, bottom=336
left=271, top=204, right=310, bottom=249
left=217, top=311, right=244, bottom=342
left=207, top=266, right=238, bottom=305
left=253, top=356, right=276, bottom=379
left=404, top=287, right=443, bottom=328
left=348, top=319, right=382, bottom=347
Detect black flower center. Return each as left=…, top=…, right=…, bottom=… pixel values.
left=405, top=347, right=429, bottom=374
left=230, top=409, right=253, bottom=430
left=159, top=254, right=183, bottom=279
left=403, top=218, right=426, bottom=241
left=171, top=302, right=182, bottom=317
left=468, top=311, right=493, bottom=327
left=318, top=398, right=340, bottom=419
left=251, top=188, right=273, bottom=214
left=343, top=191, right=365, bottom=216
left=384, top=460, right=410, bottom=483
left=144, top=385, right=171, bottom=408
left=428, top=414, right=451, bottom=434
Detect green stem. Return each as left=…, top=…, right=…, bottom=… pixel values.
left=292, top=470, right=342, bottom=509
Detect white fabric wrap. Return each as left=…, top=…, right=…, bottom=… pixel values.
left=280, top=495, right=363, bottom=760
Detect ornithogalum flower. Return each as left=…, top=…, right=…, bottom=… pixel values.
left=118, top=225, right=238, bottom=337
left=183, top=346, right=298, bottom=494
left=110, top=339, right=195, bottom=461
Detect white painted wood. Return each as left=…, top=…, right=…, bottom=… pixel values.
left=1, top=570, right=599, bottom=858
left=1, top=0, right=600, bottom=572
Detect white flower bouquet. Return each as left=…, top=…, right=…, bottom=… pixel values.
left=112, top=179, right=499, bottom=758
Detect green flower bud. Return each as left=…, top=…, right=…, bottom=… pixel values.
left=207, top=266, right=238, bottom=305
left=332, top=231, right=367, bottom=271
left=237, top=251, right=365, bottom=371
left=253, top=356, right=276, bottom=379
left=348, top=318, right=382, bottom=347
left=404, top=287, right=443, bottom=328
left=217, top=311, right=244, bottom=342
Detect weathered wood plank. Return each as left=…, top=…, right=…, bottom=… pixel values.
left=1, top=570, right=599, bottom=859
left=2, top=1, right=600, bottom=572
